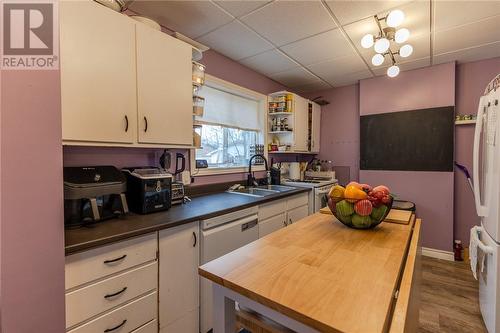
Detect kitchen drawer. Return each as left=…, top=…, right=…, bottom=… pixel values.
left=66, top=261, right=157, bottom=329
left=67, top=291, right=157, bottom=333
left=132, top=319, right=158, bottom=333
left=66, top=233, right=157, bottom=290
left=259, top=213, right=286, bottom=238
left=286, top=193, right=308, bottom=210
left=259, top=200, right=286, bottom=221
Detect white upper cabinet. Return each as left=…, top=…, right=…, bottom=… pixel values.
left=60, top=1, right=193, bottom=147
left=311, top=102, right=321, bottom=153
left=60, top=1, right=137, bottom=144
left=136, top=24, right=193, bottom=146
left=293, top=95, right=309, bottom=152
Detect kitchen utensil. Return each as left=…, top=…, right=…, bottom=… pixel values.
left=159, top=149, right=171, bottom=170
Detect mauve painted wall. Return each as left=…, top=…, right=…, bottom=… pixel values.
left=63, top=49, right=287, bottom=185
left=359, top=62, right=456, bottom=251
left=455, top=57, right=500, bottom=243
left=305, top=84, right=360, bottom=181
left=1, top=70, right=65, bottom=332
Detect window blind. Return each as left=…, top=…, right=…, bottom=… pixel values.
left=196, top=85, right=262, bottom=132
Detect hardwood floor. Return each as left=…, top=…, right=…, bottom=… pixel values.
left=418, top=256, right=487, bottom=333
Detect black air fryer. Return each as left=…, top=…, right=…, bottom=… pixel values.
left=122, top=167, right=172, bottom=214
left=63, top=166, right=129, bottom=228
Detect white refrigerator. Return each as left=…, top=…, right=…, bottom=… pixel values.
left=472, top=74, right=500, bottom=333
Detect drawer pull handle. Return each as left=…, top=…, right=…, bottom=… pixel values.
left=103, top=254, right=127, bottom=264
left=104, top=286, right=127, bottom=299
left=104, top=319, right=127, bottom=332
left=192, top=231, right=197, bottom=247
left=144, top=116, right=148, bottom=132
left=124, top=115, right=129, bottom=132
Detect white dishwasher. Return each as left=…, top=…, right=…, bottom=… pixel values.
left=200, top=206, right=259, bottom=333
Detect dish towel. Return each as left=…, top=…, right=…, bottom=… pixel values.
left=470, top=227, right=487, bottom=280
left=470, top=227, right=479, bottom=280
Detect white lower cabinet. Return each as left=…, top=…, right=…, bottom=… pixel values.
left=258, top=193, right=310, bottom=237
left=65, top=233, right=158, bottom=332
left=67, top=292, right=157, bottom=333
left=158, top=221, right=199, bottom=333
left=287, top=205, right=309, bottom=225
left=259, top=213, right=287, bottom=238
left=132, top=320, right=158, bottom=333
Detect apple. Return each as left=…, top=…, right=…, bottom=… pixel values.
left=347, top=181, right=362, bottom=189
left=381, top=194, right=392, bottom=204
left=360, top=183, right=373, bottom=193
left=352, top=214, right=372, bottom=228
left=371, top=205, right=389, bottom=221
left=336, top=200, right=354, bottom=216
left=354, top=199, right=373, bottom=216
left=372, top=185, right=390, bottom=195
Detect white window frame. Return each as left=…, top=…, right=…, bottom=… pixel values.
left=190, top=74, right=268, bottom=177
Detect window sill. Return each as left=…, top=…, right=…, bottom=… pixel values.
left=192, top=165, right=266, bottom=177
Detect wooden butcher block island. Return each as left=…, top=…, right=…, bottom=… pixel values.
left=199, top=212, right=421, bottom=333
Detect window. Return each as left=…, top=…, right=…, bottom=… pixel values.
left=194, top=76, right=266, bottom=173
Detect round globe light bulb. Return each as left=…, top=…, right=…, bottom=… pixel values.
left=361, top=34, right=374, bottom=48
left=386, top=9, right=405, bottom=27
left=399, top=44, right=413, bottom=58
left=374, top=38, right=390, bottom=53
left=395, top=28, right=410, bottom=43
left=387, top=65, right=400, bottom=78
left=371, top=53, right=385, bottom=66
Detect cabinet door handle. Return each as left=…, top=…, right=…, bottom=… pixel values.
left=104, top=286, right=127, bottom=299
left=289, top=218, right=292, bottom=225
left=143, top=116, right=148, bottom=132
left=283, top=220, right=287, bottom=226
left=124, top=115, right=129, bottom=132
left=103, top=254, right=127, bottom=264
left=192, top=231, right=197, bottom=247
left=104, top=319, right=127, bottom=332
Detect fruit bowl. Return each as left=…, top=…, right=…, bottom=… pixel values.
left=327, top=182, right=393, bottom=229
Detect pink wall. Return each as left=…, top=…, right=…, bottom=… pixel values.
left=454, top=57, right=500, bottom=243
left=306, top=84, right=360, bottom=181
left=359, top=62, right=456, bottom=251
left=1, top=70, right=65, bottom=332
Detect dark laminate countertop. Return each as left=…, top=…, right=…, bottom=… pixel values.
left=65, top=187, right=310, bottom=255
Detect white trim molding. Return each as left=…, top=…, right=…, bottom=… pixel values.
left=421, top=247, right=455, bottom=261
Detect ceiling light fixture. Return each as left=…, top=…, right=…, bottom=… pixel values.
left=374, top=38, right=390, bottom=53
left=361, top=34, right=374, bottom=48
left=387, top=65, right=400, bottom=77
left=359, top=9, right=413, bottom=78
left=386, top=9, right=405, bottom=28
left=371, top=54, right=385, bottom=66
left=395, top=28, right=410, bottom=43
left=399, top=44, right=413, bottom=58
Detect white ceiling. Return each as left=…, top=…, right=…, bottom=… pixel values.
left=129, top=0, right=500, bottom=92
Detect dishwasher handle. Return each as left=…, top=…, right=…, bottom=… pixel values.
left=241, top=219, right=258, bottom=231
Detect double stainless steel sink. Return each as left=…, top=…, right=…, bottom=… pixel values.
left=226, top=185, right=296, bottom=197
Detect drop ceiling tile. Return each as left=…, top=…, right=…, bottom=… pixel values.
left=197, top=21, right=274, bottom=60
left=325, top=0, right=412, bottom=26
left=307, top=55, right=369, bottom=83
left=214, top=0, right=272, bottom=18
left=269, top=67, right=320, bottom=87
left=128, top=1, right=233, bottom=38
left=240, top=49, right=298, bottom=75
left=372, top=57, right=430, bottom=76
left=434, top=1, right=500, bottom=32
left=434, top=16, right=500, bottom=55
left=280, top=28, right=354, bottom=66
left=294, top=80, right=331, bottom=93
left=241, top=0, right=337, bottom=46
left=331, top=69, right=373, bottom=87
left=434, top=42, right=500, bottom=65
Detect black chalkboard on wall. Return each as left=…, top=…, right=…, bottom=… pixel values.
left=360, top=106, right=455, bottom=172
